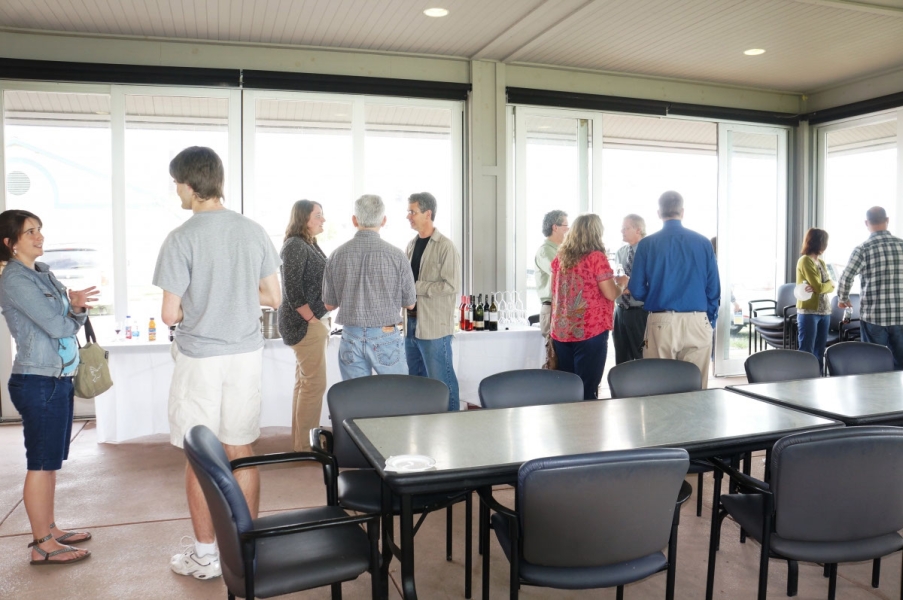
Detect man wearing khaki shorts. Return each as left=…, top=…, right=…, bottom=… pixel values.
left=153, top=146, right=281, bottom=580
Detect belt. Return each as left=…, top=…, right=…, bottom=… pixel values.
left=651, top=310, right=704, bottom=314
left=541, top=301, right=551, bottom=306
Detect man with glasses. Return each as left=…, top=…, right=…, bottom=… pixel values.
left=613, top=214, right=648, bottom=364
left=535, top=210, right=569, bottom=369
left=404, top=192, right=462, bottom=411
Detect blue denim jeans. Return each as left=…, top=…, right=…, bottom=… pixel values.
left=8, top=374, right=75, bottom=471
left=552, top=330, right=610, bottom=400
left=405, top=317, right=459, bottom=411
left=860, top=321, right=903, bottom=370
left=797, top=313, right=830, bottom=374
left=338, top=325, right=408, bottom=380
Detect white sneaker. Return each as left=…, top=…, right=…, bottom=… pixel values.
left=170, top=548, right=222, bottom=580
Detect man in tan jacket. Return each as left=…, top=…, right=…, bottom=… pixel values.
left=405, top=192, right=462, bottom=411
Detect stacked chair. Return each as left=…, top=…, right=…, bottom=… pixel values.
left=748, top=283, right=798, bottom=353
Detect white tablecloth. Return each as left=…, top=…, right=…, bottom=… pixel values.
left=94, top=327, right=544, bottom=443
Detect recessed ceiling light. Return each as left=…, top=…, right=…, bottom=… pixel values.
left=744, top=48, right=766, bottom=56
left=423, top=8, right=448, bottom=17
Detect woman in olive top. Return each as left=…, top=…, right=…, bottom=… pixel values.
left=796, top=227, right=834, bottom=374
left=278, top=200, right=329, bottom=451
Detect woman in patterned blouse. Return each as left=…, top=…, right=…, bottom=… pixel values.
left=278, top=200, right=329, bottom=451
left=550, top=214, right=629, bottom=399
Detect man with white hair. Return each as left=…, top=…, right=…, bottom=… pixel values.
left=613, top=214, right=648, bottom=364
left=323, top=194, right=416, bottom=379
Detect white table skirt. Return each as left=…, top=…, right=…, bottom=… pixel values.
left=93, top=327, right=544, bottom=443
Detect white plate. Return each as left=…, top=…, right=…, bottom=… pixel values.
left=793, top=283, right=812, bottom=301
left=385, top=454, right=437, bottom=472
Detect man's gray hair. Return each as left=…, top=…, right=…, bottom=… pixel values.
left=355, top=194, right=385, bottom=227
left=409, top=192, right=437, bottom=221
left=867, top=206, right=888, bottom=225
left=658, top=191, right=684, bottom=218
left=542, top=210, right=568, bottom=237
left=624, top=213, right=646, bottom=236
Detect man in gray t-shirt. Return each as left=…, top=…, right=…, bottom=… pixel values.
left=152, top=146, right=281, bottom=581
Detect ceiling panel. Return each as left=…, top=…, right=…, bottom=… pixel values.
left=1, top=0, right=903, bottom=93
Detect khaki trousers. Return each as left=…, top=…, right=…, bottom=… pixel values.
left=539, top=304, right=556, bottom=369
left=290, top=318, right=330, bottom=451
left=643, top=311, right=712, bottom=389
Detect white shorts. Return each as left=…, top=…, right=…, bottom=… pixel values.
left=168, top=344, right=263, bottom=448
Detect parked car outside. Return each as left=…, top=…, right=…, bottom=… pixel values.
left=41, top=246, right=113, bottom=316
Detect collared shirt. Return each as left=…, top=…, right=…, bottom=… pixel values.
left=405, top=228, right=461, bottom=340
left=837, top=230, right=903, bottom=326
left=323, top=229, right=416, bottom=328
left=534, top=239, right=559, bottom=303
left=630, top=219, right=721, bottom=324
left=616, top=243, right=644, bottom=309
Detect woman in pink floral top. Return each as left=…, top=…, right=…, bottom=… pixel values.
left=551, top=214, right=629, bottom=399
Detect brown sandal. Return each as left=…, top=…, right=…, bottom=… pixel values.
left=28, top=534, right=91, bottom=566
left=50, top=521, right=92, bottom=544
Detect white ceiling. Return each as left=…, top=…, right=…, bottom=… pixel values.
left=1, top=0, right=903, bottom=93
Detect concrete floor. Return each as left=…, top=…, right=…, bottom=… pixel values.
left=0, top=418, right=900, bottom=600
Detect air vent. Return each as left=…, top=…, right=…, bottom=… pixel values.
left=6, top=171, right=30, bottom=196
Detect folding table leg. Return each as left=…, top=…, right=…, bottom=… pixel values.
left=400, top=494, right=419, bottom=600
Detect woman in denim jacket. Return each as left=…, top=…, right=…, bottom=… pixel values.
left=0, top=210, right=98, bottom=566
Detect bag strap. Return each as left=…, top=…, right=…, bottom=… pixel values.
left=83, top=317, right=97, bottom=345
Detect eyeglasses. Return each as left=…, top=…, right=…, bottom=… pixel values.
left=407, top=210, right=423, bottom=216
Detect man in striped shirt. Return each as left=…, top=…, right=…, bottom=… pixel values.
left=837, top=206, right=903, bottom=369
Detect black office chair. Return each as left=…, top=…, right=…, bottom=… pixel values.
left=478, top=369, right=583, bottom=408
left=607, top=359, right=710, bottom=517
left=748, top=283, right=798, bottom=353
left=480, top=448, right=690, bottom=600
left=184, top=425, right=379, bottom=600
left=825, top=341, right=894, bottom=376
left=311, top=375, right=473, bottom=598
left=706, top=426, right=903, bottom=600
left=744, top=349, right=822, bottom=383
left=607, top=359, right=702, bottom=397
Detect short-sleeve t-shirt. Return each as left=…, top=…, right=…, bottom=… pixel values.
left=153, top=209, right=281, bottom=358
left=550, top=250, right=615, bottom=342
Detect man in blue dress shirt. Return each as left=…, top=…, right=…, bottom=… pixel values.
left=629, top=191, right=721, bottom=388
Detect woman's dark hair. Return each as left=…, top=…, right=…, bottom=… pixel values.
left=169, top=146, right=225, bottom=201
left=800, top=227, right=829, bottom=256
left=284, top=200, right=322, bottom=244
left=0, top=210, right=42, bottom=262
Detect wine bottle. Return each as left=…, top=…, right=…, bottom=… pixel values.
left=488, top=295, right=498, bottom=331
left=465, top=295, right=473, bottom=331
left=459, top=295, right=467, bottom=330
left=474, top=293, right=485, bottom=330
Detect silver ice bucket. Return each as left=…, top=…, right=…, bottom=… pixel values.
left=261, top=308, right=281, bottom=339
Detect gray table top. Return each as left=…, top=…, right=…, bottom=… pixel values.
left=729, top=371, right=903, bottom=425
left=345, top=388, right=839, bottom=492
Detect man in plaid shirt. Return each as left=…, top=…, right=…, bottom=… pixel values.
left=837, top=206, right=903, bottom=369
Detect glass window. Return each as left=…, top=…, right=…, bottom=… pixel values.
left=252, top=98, right=353, bottom=255
left=3, top=90, right=114, bottom=333
left=822, top=116, right=898, bottom=290
left=123, top=94, right=231, bottom=324
left=365, top=103, right=455, bottom=251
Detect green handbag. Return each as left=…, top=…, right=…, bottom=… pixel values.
left=74, top=318, right=113, bottom=399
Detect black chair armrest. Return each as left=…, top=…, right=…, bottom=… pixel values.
left=749, top=299, right=776, bottom=318
left=840, top=319, right=860, bottom=341
left=477, top=487, right=517, bottom=520
left=310, top=427, right=333, bottom=453
left=240, top=512, right=379, bottom=542
left=231, top=451, right=339, bottom=505
left=782, top=305, right=797, bottom=319
left=709, top=457, right=771, bottom=495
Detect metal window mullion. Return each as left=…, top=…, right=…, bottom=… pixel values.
left=352, top=99, right=365, bottom=200
left=111, top=87, right=127, bottom=322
